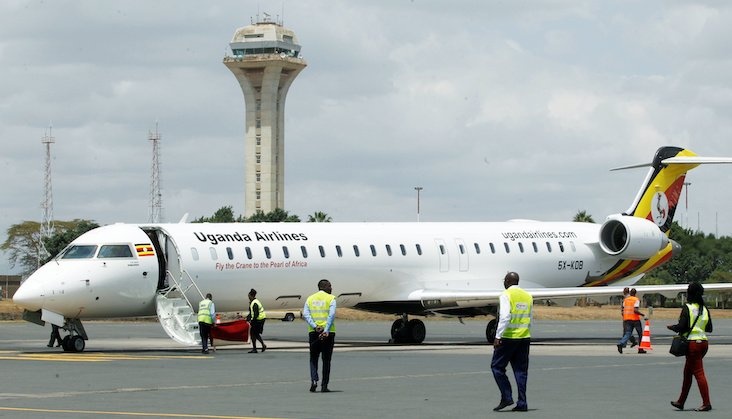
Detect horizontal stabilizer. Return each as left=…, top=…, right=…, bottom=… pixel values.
left=612, top=155, right=732, bottom=171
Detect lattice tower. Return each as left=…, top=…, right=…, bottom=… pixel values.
left=148, top=122, right=163, bottom=223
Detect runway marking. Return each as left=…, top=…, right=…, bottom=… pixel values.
left=0, top=352, right=207, bottom=363
left=0, top=406, right=279, bottom=418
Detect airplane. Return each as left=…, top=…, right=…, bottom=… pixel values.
left=13, top=146, right=732, bottom=352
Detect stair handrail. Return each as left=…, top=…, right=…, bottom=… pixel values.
left=163, top=269, right=205, bottom=312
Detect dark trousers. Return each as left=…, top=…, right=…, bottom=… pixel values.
left=617, top=320, right=642, bottom=346
left=491, top=338, right=530, bottom=409
left=309, top=332, right=335, bottom=386
left=48, top=325, right=62, bottom=347
left=251, top=319, right=265, bottom=349
left=677, top=340, right=711, bottom=406
left=622, top=320, right=637, bottom=345
left=199, top=322, right=211, bottom=352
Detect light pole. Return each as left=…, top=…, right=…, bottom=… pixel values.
left=414, top=187, right=423, bottom=222
left=683, top=181, right=691, bottom=229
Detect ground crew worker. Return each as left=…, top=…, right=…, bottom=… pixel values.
left=491, top=271, right=533, bottom=412
left=198, top=293, right=215, bottom=354
left=247, top=288, right=267, bottom=353
left=47, top=324, right=62, bottom=348
left=616, top=288, right=645, bottom=354
left=621, top=287, right=637, bottom=348
left=303, top=279, right=336, bottom=393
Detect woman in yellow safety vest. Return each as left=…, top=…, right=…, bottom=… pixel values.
left=247, top=289, right=267, bottom=353
left=667, top=282, right=713, bottom=412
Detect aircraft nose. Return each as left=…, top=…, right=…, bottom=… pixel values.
left=13, top=279, right=44, bottom=311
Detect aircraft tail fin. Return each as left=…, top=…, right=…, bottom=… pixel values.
left=613, top=146, right=732, bottom=233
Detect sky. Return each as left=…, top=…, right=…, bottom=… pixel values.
left=2, top=0, right=732, bottom=274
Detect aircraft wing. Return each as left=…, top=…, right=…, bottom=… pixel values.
left=413, top=283, right=732, bottom=310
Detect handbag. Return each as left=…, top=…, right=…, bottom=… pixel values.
left=669, top=308, right=701, bottom=357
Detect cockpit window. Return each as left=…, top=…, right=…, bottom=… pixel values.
left=60, top=245, right=98, bottom=259
left=98, top=245, right=133, bottom=258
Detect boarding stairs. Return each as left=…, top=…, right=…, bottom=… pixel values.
left=156, top=270, right=203, bottom=346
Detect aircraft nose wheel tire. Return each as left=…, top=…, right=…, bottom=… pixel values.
left=61, top=335, right=85, bottom=352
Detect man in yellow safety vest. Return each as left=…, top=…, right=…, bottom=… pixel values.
left=197, top=293, right=215, bottom=354
left=491, top=272, right=533, bottom=412
left=247, top=288, right=267, bottom=353
left=304, top=279, right=336, bottom=393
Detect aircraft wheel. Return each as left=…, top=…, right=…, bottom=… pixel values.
left=486, top=319, right=497, bottom=344
left=61, top=335, right=72, bottom=352
left=70, top=336, right=86, bottom=352
left=390, top=319, right=405, bottom=340
left=406, top=319, right=426, bottom=343
left=283, top=312, right=295, bottom=322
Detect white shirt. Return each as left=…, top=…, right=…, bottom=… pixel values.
left=495, top=286, right=518, bottom=339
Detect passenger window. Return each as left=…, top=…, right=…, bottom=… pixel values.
left=518, top=243, right=524, bottom=253
left=439, top=244, right=446, bottom=255
left=352, top=245, right=360, bottom=257
left=489, top=243, right=495, bottom=254
left=301, top=246, right=308, bottom=258
left=264, top=246, right=271, bottom=259
left=319, top=246, right=326, bottom=257
left=504, top=242, right=510, bottom=253
left=98, top=245, right=133, bottom=258
left=400, top=244, right=407, bottom=256
left=282, top=246, right=290, bottom=259
left=474, top=243, right=481, bottom=254
left=336, top=245, right=343, bottom=257
left=209, top=247, right=218, bottom=260
left=416, top=244, right=422, bottom=256
left=191, top=247, right=199, bottom=261
left=459, top=244, right=465, bottom=254
left=559, top=242, right=565, bottom=253
left=60, top=245, right=97, bottom=259
left=370, top=245, right=377, bottom=256
left=226, top=247, right=234, bottom=260
left=385, top=244, right=392, bottom=256
left=546, top=242, right=552, bottom=253
left=532, top=242, right=538, bottom=253
left=245, top=247, right=253, bottom=260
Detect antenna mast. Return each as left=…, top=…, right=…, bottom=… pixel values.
left=41, top=124, right=55, bottom=240
left=148, top=122, right=163, bottom=223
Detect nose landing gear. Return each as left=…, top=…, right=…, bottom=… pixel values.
left=61, top=335, right=86, bottom=352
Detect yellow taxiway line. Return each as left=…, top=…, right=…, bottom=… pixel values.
left=0, top=406, right=280, bottom=419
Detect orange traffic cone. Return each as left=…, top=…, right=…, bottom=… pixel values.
left=638, top=319, right=653, bottom=352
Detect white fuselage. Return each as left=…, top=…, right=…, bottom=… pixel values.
left=15, top=220, right=619, bottom=319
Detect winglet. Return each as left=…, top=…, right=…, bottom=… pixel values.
left=178, top=213, right=189, bottom=224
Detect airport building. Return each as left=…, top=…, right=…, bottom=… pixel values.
left=223, top=18, right=306, bottom=216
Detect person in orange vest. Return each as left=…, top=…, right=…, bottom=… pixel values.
left=667, top=282, right=713, bottom=412
left=616, top=288, right=645, bottom=354
left=620, top=287, right=637, bottom=348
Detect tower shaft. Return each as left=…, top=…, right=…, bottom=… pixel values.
left=149, top=123, right=163, bottom=223
left=41, top=126, right=54, bottom=240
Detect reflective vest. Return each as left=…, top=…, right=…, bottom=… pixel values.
left=502, top=287, right=533, bottom=339
left=622, top=296, right=641, bottom=321
left=250, top=298, right=266, bottom=321
left=306, top=290, right=336, bottom=333
left=198, top=298, right=213, bottom=324
left=686, top=303, right=709, bottom=341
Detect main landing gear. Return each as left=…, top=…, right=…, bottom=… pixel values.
left=390, top=314, right=426, bottom=344
left=486, top=318, right=497, bottom=344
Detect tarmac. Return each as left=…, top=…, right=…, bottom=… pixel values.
left=1, top=318, right=732, bottom=418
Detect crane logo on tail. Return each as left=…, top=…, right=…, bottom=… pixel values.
left=651, top=191, right=669, bottom=227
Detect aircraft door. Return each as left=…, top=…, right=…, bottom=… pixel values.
left=434, top=239, right=449, bottom=272
left=164, top=234, right=182, bottom=287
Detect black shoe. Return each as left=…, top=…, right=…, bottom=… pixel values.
left=512, top=406, right=528, bottom=412
left=493, top=400, right=514, bottom=411
left=695, top=405, right=712, bottom=412
left=321, top=387, right=330, bottom=393
left=617, top=345, right=623, bottom=354
left=630, top=340, right=638, bottom=348
left=309, top=382, right=317, bottom=393
left=637, top=349, right=647, bottom=354
left=670, top=401, right=684, bottom=410
left=248, top=349, right=258, bottom=353
left=47, top=344, right=53, bottom=348
left=261, top=344, right=266, bottom=352
left=202, top=350, right=209, bottom=354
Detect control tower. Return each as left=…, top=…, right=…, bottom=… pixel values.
left=223, top=18, right=306, bottom=216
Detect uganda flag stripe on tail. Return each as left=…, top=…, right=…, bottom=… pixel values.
left=135, top=244, right=155, bottom=257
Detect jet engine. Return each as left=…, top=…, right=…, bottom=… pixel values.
left=599, top=215, right=669, bottom=260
